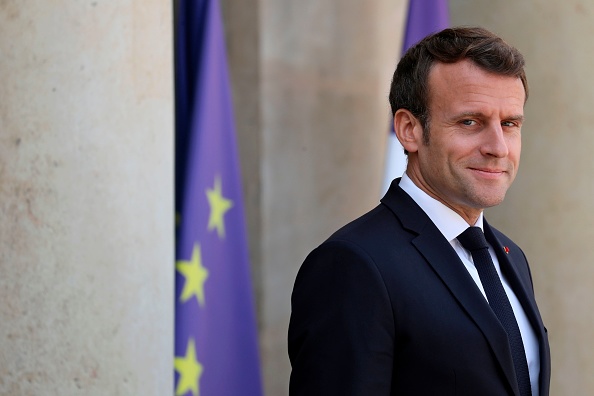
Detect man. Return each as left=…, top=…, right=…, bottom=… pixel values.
left=288, top=27, right=551, bottom=395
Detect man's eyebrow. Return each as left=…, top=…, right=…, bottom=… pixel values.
left=505, top=114, right=525, bottom=122
left=454, top=112, right=525, bottom=122
left=452, top=111, right=487, bottom=119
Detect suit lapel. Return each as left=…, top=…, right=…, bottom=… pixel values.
left=381, top=180, right=520, bottom=395
left=484, top=222, right=551, bottom=396
left=484, top=222, right=544, bottom=334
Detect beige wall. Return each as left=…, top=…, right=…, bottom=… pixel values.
left=452, top=1, right=594, bottom=394
left=0, top=1, right=173, bottom=394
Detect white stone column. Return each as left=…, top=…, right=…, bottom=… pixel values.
left=0, top=1, right=173, bottom=394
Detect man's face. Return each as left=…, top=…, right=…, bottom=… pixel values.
left=406, top=59, right=525, bottom=223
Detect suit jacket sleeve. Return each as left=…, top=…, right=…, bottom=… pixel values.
left=288, top=239, right=395, bottom=395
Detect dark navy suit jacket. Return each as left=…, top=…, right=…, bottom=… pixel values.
left=289, top=178, right=550, bottom=395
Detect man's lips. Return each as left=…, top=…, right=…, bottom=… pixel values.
left=469, top=167, right=508, bottom=178
left=470, top=167, right=506, bottom=173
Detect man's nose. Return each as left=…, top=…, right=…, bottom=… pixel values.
left=480, top=123, right=509, bottom=158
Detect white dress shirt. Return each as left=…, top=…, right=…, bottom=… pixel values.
left=398, top=173, right=540, bottom=395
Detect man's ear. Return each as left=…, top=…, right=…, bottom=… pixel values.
left=394, top=109, right=423, bottom=154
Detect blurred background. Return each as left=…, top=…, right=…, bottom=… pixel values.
left=1, top=0, right=593, bottom=395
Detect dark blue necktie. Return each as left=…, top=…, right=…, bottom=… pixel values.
left=458, top=227, right=532, bottom=396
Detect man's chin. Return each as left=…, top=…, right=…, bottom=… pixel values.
left=477, top=193, right=507, bottom=209
left=466, top=186, right=510, bottom=209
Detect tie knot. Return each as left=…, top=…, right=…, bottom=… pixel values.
left=457, top=227, right=489, bottom=251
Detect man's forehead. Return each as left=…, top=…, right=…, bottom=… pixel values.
left=427, top=59, right=526, bottom=106
left=428, top=59, right=516, bottom=80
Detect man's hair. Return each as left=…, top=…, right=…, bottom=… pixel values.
left=389, top=26, right=528, bottom=147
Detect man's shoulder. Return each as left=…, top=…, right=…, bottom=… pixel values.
left=326, top=203, right=401, bottom=243
left=303, top=201, right=417, bottom=266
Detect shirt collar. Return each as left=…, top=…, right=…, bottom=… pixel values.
left=398, top=172, right=484, bottom=242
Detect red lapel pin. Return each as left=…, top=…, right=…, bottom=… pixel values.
left=503, top=246, right=510, bottom=254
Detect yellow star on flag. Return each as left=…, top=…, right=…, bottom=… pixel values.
left=206, top=175, right=233, bottom=239
left=176, top=244, right=209, bottom=307
left=174, top=338, right=203, bottom=396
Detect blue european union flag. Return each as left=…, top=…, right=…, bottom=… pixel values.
left=174, top=1, right=263, bottom=395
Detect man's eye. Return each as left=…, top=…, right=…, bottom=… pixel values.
left=461, top=120, right=475, bottom=126
left=502, top=121, right=516, bottom=127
